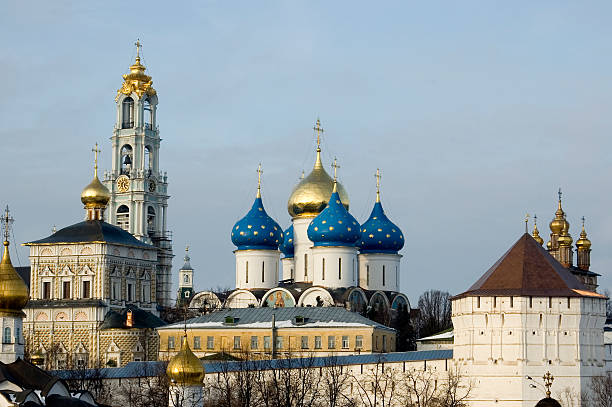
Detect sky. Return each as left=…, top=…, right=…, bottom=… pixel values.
left=1, top=1, right=611, bottom=305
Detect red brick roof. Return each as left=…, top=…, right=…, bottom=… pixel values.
left=455, top=233, right=593, bottom=298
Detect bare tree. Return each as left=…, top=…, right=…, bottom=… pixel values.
left=319, top=355, right=355, bottom=407
left=587, top=373, right=612, bottom=407
left=352, top=356, right=399, bottom=407
left=416, top=290, right=452, bottom=338
left=435, top=364, right=473, bottom=407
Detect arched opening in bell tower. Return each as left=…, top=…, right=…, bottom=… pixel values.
left=120, top=145, right=133, bottom=175
left=147, top=206, right=156, bottom=237
left=144, top=146, right=153, bottom=175
left=122, top=97, right=134, bottom=129
left=143, top=98, right=152, bottom=130
left=117, top=205, right=129, bottom=231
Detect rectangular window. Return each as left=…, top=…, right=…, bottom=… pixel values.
left=193, top=336, right=201, bottom=349
left=338, top=258, right=342, bottom=279
left=251, top=336, right=258, bottom=349
left=382, top=335, right=387, bottom=352
left=493, top=296, right=497, bottom=308
left=567, top=297, right=571, bottom=308
left=301, top=336, right=309, bottom=349
left=314, top=336, right=322, bottom=349
left=477, top=296, right=481, bottom=308
left=168, top=336, right=175, bottom=349
left=328, top=336, right=336, bottom=349
left=382, top=265, right=386, bottom=286
left=276, top=336, right=283, bottom=349
left=207, top=336, right=214, bottom=350
left=529, top=296, right=533, bottom=308
left=82, top=280, right=91, bottom=299
left=233, top=336, right=241, bottom=350
left=246, top=261, right=249, bottom=283
left=549, top=297, right=552, bottom=308
left=304, top=254, right=308, bottom=278
left=63, top=281, right=71, bottom=299
left=261, top=261, right=265, bottom=283
left=127, top=283, right=133, bottom=301
left=112, top=282, right=118, bottom=300
left=3, top=327, right=11, bottom=344
left=43, top=281, right=51, bottom=299
left=510, top=296, right=514, bottom=308
left=366, top=265, right=370, bottom=285
left=322, top=258, right=325, bottom=280
left=264, top=336, right=271, bottom=350
left=15, top=327, right=20, bottom=344
left=342, top=335, right=349, bottom=349
left=355, top=335, right=363, bottom=348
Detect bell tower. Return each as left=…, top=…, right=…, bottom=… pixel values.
left=104, top=41, right=173, bottom=307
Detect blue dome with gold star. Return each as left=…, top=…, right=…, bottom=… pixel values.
left=231, top=196, right=283, bottom=251
left=307, top=190, right=360, bottom=246
left=279, top=225, right=294, bottom=258
left=359, top=201, right=404, bottom=254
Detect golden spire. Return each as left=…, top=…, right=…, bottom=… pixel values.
left=549, top=188, right=568, bottom=234
left=166, top=335, right=205, bottom=386
left=256, top=163, right=263, bottom=199
left=375, top=168, right=381, bottom=203
left=331, top=157, right=339, bottom=193
left=300, top=170, right=305, bottom=180
left=116, top=40, right=156, bottom=100
left=0, top=207, right=29, bottom=316
left=576, top=216, right=591, bottom=250
left=532, top=214, right=544, bottom=245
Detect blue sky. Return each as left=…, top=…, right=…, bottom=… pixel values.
left=2, top=1, right=611, bottom=304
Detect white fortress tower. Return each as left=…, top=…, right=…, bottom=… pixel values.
left=104, top=42, right=173, bottom=307
left=231, top=165, right=282, bottom=290
left=452, top=233, right=607, bottom=406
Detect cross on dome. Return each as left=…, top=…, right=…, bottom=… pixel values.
left=135, top=39, right=142, bottom=59
left=313, top=118, right=324, bottom=151
left=256, top=163, right=263, bottom=198
left=524, top=213, right=530, bottom=233
left=1, top=206, right=14, bottom=242
left=92, top=143, right=101, bottom=176
left=375, top=168, right=381, bottom=203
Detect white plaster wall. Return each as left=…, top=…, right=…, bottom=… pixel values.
left=311, top=246, right=358, bottom=288
left=281, top=257, right=295, bottom=281
left=292, top=217, right=315, bottom=283
left=234, top=250, right=280, bottom=290
left=357, top=253, right=401, bottom=292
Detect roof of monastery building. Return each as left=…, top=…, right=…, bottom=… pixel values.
left=99, top=304, right=166, bottom=330
left=161, top=306, right=396, bottom=332
left=25, top=220, right=152, bottom=248
left=455, top=233, right=605, bottom=299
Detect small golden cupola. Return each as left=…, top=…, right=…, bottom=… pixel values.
left=287, top=119, right=349, bottom=218
left=116, top=40, right=156, bottom=101
left=0, top=207, right=29, bottom=317
left=81, top=144, right=111, bottom=221
left=531, top=215, right=544, bottom=246
left=549, top=190, right=568, bottom=235
left=576, top=217, right=592, bottom=271
left=167, top=335, right=205, bottom=386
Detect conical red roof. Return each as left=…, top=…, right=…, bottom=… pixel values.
left=455, top=233, right=600, bottom=298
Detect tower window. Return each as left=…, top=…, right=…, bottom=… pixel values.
left=184, top=274, right=189, bottom=284
left=304, top=254, right=308, bottom=279
left=245, top=261, right=249, bottom=283
left=121, top=97, right=134, bottom=129
left=338, top=258, right=342, bottom=280
left=366, top=265, right=370, bottom=285
left=117, top=205, right=130, bottom=231
left=322, top=258, right=325, bottom=280
left=120, top=145, right=133, bottom=175
left=3, top=327, right=11, bottom=344
left=382, top=265, right=386, bottom=286
left=143, top=98, right=152, bottom=130
left=147, top=207, right=156, bottom=237
left=261, top=261, right=265, bottom=283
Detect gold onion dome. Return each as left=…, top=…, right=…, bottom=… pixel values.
left=167, top=336, right=205, bottom=386
left=288, top=149, right=349, bottom=218
left=532, top=223, right=544, bottom=246
left=576, top=221, right=591, bottom=250
left=81, top=167, right=110, bottom=209
left=116, top=40, right=156, bottom=100
left=0, top=240, right=29, bottom=316
left=549, top=194, right=569, bottom=234
left=557, top=223, right=572, bottom=247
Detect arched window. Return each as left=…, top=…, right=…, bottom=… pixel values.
left=122, top=97, right=134, bottom=128
left=3, top=327, right=11, bottom=344
left=117, top=205, right=129, bottom=231
left=120, top=145, right=133, bottom=175
left=147, top=207, right=156, bottom=236
left=144, top=146, right=153, bottom=174
left=143, top=98, right=152, bottom=129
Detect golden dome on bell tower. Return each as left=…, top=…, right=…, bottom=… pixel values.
left=575, top=217, right=591, bottom=250
left=116, top=40, right=157, bottom=101
left=287, top=119, right=349, bottom=218
left=549, top=191, right=568, bottom=235
left=0, top=207, right=29, bottom=317
left=167, top=335, right=205, bottom=386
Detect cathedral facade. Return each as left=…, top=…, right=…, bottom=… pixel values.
left=187, top=121, right=410, bottom=327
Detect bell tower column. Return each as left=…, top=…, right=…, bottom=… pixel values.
left=103, top=41, right=173, bottom=307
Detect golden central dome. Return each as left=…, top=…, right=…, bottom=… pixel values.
left=167, top=336, right=205, bottom=386
left=288, top=149, right=349, bottom=218
left=81, top=172, right=111, bottom=209
left=0, top=241, right=29, bottom=317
